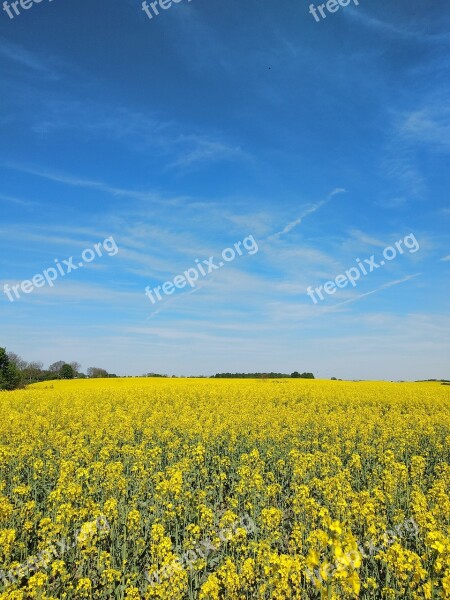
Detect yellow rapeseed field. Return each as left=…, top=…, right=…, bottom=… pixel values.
left=0, top=378, right=449, bottom=599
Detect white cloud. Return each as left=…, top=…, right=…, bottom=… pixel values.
left=399, top=107, right=450, bottom=151
left=348, top=229, right=387, bottom=249
left=267, top=188, right=346, bottom=241
left=5, top=163, right=168, bottom=204
left=325, top=273, right=422, bottom=311
left=0, top=193, right=38, bottom=207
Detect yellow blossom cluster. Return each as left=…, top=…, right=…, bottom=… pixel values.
left=0, top=377, right=449, bottom=599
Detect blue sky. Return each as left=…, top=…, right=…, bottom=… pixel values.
left=0, top=0, right=449, bottom=379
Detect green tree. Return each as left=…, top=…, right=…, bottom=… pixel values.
left=60, top=364, right=75, bottom=379
left=87, top=367, right=109, bottom=378
left=0, top=347, right=21, bottom=390
left=301, top=372, right=315, bottom=379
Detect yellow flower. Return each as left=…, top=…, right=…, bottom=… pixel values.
left=124, top=587, right=141, bottom=600
left=127, top=509, right=141, bottom=532
left=0, top=376, right=448, bottom=598
left=75, top=578, right=92, bottom=597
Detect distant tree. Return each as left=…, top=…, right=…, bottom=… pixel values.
left=291, top=371, right=315, bottom=379
left=70, top=362, right=81, bottom=375
left=331, top=377, right=337, bottom=381
left=214, top=372, right=292, bottom=379
left=60, top=364, right=75, bottom=379
left=0, top=347, right=21, bottom=390
left=7, top=352, right=27, bottom=371
left=21, top=361, right=44, bottom=384
left=87, top=367, right=109, bottom=378
left=48, top=361, right=65, bottom=376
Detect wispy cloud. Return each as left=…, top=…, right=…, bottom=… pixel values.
left=267, top=188, right=346, bottom=241
left=398, top=107, right=450, bottom=151
left=344, top=9, right=450, bottom=43
left=348, top=229, right=387, bottom=248
left=4, top=163, right=172, bottom=205
left=382, top=103, right=450, bottom=198
left=0, top=193, right=38, bottom=207
left=31, top=100, right=248, bottom=171
left=0, top=280, right=138, bottom=306
left=270, top=217, right=302, bottom=239
left=168, top=136, right=249, bottom=170
left=376, top=196, right=408, bottom=210
left=326, top=273, right=422, bottom=310
left=381, top=149, right=426, bottom=197
left=0, top=38, right=59, bottom=78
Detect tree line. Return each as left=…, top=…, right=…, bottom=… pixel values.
left=1, top=346, right=316, bottom=391
left=0, top=347, right=113, bottom=390
left=213, top=372, right=315, bottom=379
